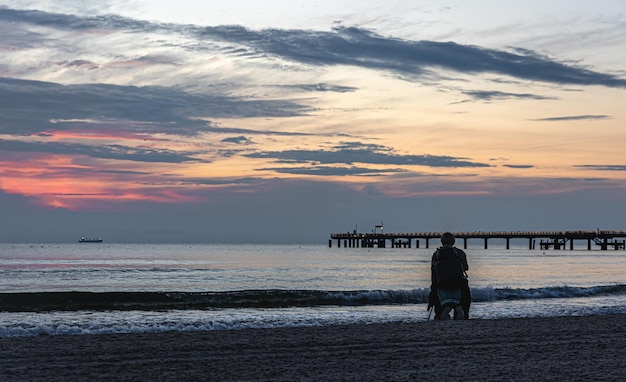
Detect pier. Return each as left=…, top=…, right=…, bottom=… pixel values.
left=329, top=230, right=626, bottom=250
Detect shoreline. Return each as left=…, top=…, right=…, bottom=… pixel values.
left=1, top=314, right=624, bottom=381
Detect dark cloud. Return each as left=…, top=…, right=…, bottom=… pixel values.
left=335, top=141, right=391, bottom=151
left=0, top=6, right=157, bottom=32
left=0, top=77, right=309, bottom=136
left=83, top=169, right=149, bottom=175
left=502, top=164, right=534, bottom=169
left=575, top=165, right=626, bottom=171
left=275, top=83, right=359, bottom=93
left=59, top=59, right=99, bottom=70
left=463, top=90, right=556, bottom=101
left=179, top=177, right=265, bottom=186
left=0, top=138, right=201, bottom=163
left=245, top=142, right=490, bottom=168
left=258, top=166, right=406, bottom=176
left=202, top=125, right=344, bottom=137
left=530, top=115, right=611, bottom=122
left=221, top=136, right=253, bottom=145
left=198, top=25, right=626, bottom=88
left=3, top=7, right=625, bottom=89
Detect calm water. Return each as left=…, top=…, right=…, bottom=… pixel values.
left=1, top=243, right=624, bottom=336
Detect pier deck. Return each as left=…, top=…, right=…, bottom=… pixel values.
left=329, top=230, right=626, bottom=250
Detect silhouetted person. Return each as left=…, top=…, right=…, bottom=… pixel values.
left=429, top=232, right=471, bottom=320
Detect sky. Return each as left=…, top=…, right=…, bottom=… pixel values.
left=1, top=0, right=625, bottom=243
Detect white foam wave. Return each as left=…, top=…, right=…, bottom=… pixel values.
left=2, top=295, right=625, bottom=338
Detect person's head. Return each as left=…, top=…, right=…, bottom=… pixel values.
left=441, top=232, right=455, bottom=246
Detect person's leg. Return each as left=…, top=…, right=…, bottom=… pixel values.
left=461, top=283, right=471, bottom=319
left=453, top=305, right=465, bottom=320
left=434, top=304, right=442, bottom=320
left=433, top=291, right=442, bottom=320
left=440, top=306, right=452, bottom=320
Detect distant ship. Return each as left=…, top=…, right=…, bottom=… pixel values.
left=79, top=237, right=103, bottom=243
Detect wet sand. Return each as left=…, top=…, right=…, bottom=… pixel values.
left=1, top=314, right=624, bottom=381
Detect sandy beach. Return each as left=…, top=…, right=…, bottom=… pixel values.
left=1, top=314, right=624, bottom=381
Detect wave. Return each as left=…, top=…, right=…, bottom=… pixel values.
left=1, top=284, right=624, bottom=312
left=471, top=284, right=626, bottom=302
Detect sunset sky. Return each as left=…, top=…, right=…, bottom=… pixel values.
left=1, top=1, right=625, bottom=243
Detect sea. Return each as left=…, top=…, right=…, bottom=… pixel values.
left=1, top=243, right=624, bottom=337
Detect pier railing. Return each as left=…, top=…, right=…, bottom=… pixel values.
left=329, top=230, right=626, bottom=250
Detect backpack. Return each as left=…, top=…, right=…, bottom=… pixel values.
left=433, top=247, right=466, bottom=288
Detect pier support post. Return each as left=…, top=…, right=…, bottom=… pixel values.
left=484, top=238, right=488, bottom=249
left=506, top=238, right=510, bottom=250
left=463, top=238, right=467, bottom=249
left=426, top=238, right=430, bottom=248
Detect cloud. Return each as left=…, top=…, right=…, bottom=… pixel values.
left=0, top=138, right=201, bottom=163
left=178, top=177, right=265, bottom=186
left=530, top=115, right=611, bottom=122
left=502, top=164, right=534, bottom=169
left=198, top=25, right=626, bottom=88
left=245, top=141, right=490, bottom=168
left=202, top=124, right=346, bottom=138
left=59, top=59, right=99, bottom=70
left=462, top=90, right=556, bottom=101
left=0, top=6, right=153, bottom=32
left=0, top=77, right=309, bottom=136
left=257, top=166, right=406, bottom=176
left=221, top=136, right=253, bottom=145
left=274, top=83, right=359, bottom=93
left=575, top=165, right=626, bottom=171
left=3, top=7, right=625, bottom=89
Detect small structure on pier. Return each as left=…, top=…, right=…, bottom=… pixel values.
left=374, top=222, right=384, bottom=234
left=329, top=229, right=626, bottom=251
